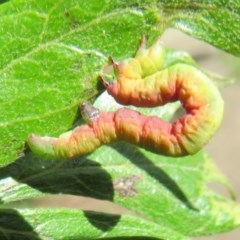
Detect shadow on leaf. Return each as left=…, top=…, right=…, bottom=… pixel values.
left=0, top=0, right=9, bottom=4
left=0, top=151, right=120, bottom=231
left=112, top=143, right=197, bottom=211
left=0, top=208, right=41, bottom=240
left=0, top=152, right=114, bottom=200
left=0, top=140, right=197, bottom=234
left=84, top=211, right=121, bottom=232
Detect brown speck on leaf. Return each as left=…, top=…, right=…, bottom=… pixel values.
left=64, top=11, right=70, bottom=17
left=114, top=175, right=141, bottom=197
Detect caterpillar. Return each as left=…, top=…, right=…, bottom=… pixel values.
left=27, top=38, right=224, bottom=159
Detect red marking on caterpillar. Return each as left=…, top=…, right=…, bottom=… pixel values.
left=28, top=38, right=224, bottom=159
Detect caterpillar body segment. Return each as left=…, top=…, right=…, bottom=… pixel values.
left=28, top=105, right=184, bottom=159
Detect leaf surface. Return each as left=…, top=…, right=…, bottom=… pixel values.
left=0, top=208, right=188, bottom=240
left=0, top=0, right=239, bottom=166
left=0, top=1, right=239, bottom=239
left=0, top=93, right=239, bottom=238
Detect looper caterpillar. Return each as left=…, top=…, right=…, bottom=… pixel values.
left=28, top=38, right=224, bottom=159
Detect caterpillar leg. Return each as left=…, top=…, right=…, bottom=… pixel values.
left=108, top=56, right=119, bottom=72
left=137, top=36, right=146, bottom=53
left=28, top=134, right=58, bottom=158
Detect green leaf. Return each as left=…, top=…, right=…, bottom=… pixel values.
left=0, top=143, right=239, bottom=238
left=0, top=0, right=239, bottom=166
left=0, top=208, right=188, bottom=240
left=0, top=0, right=161, bottom=166
left=0, top=97, right=180, bottom=204
left=158, top=0, right=240, bottom=56
left=0, top=93, right=239, bottom=239
left=91, top=93, right=240, bottom=236
left=0, top=1, right=239, bottom=237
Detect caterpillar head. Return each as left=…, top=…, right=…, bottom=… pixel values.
left=80, top=103, right=101, bottom=123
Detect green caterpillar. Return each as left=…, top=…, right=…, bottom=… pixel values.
left=28, top=38, right=224, bottom=159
